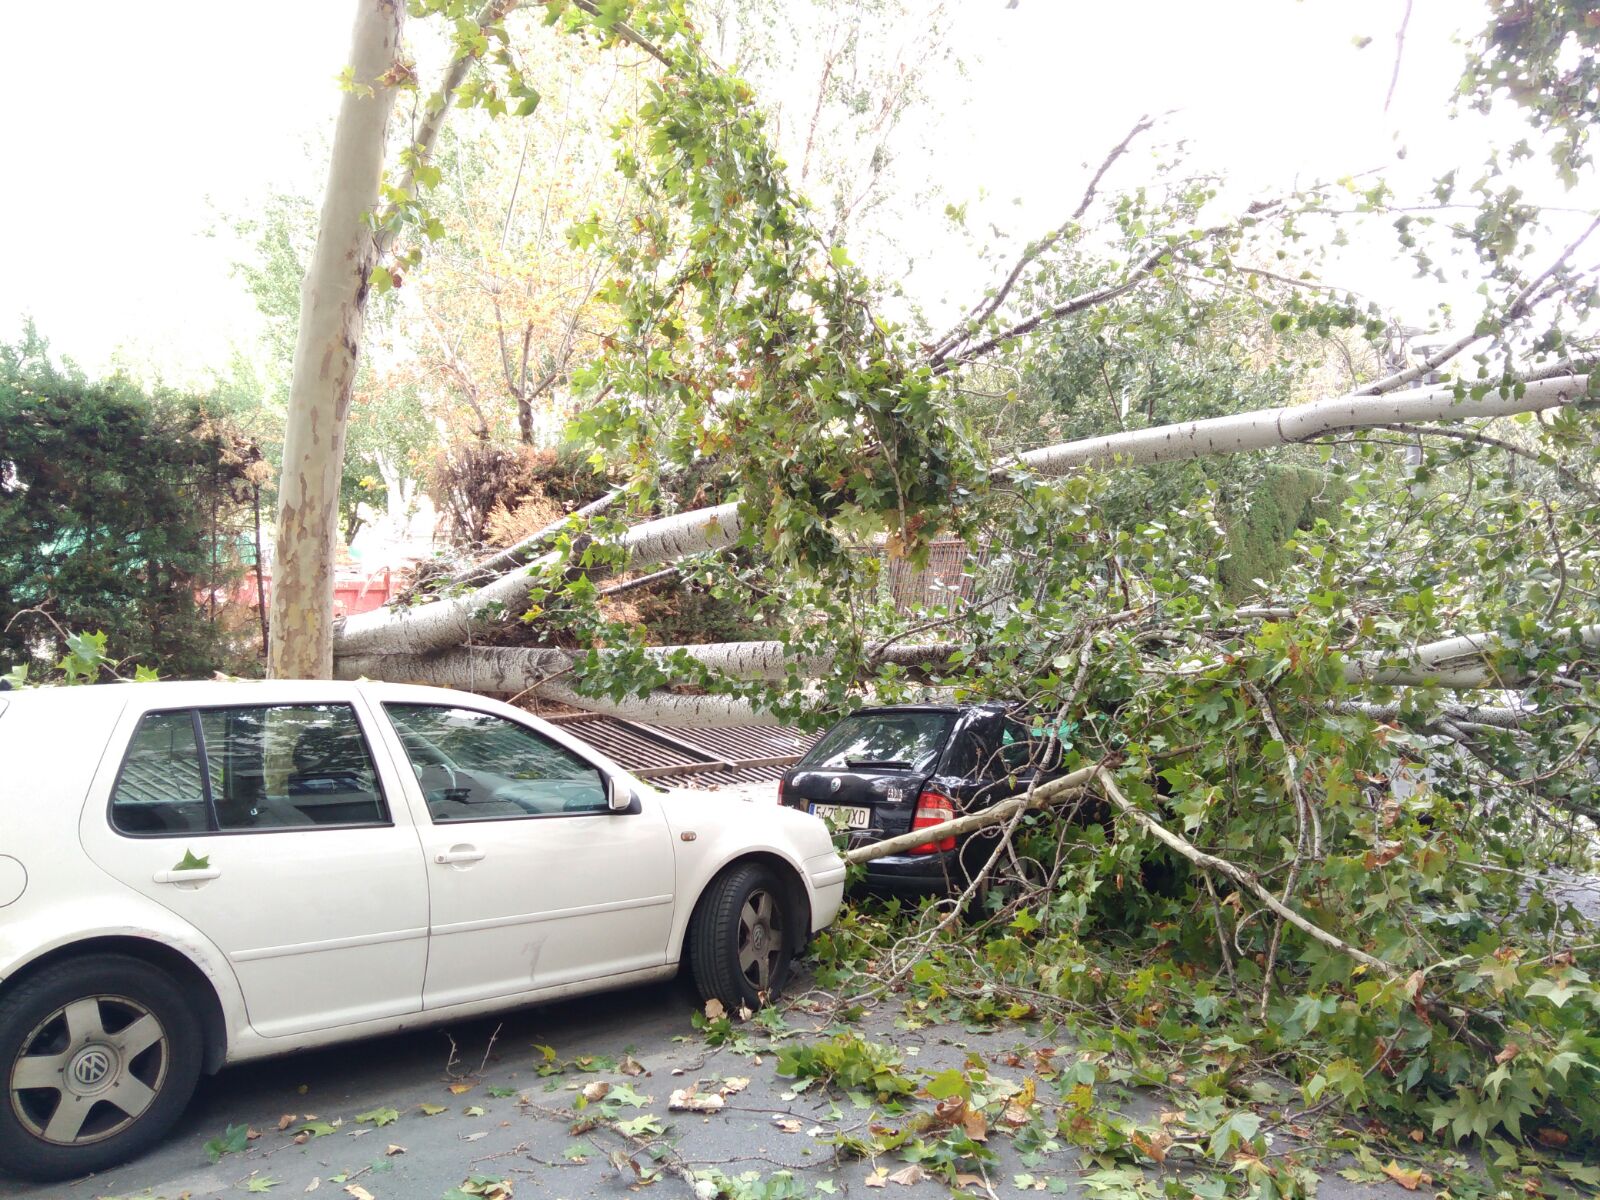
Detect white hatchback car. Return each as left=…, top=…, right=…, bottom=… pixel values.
left=0, top=680, right=845, bottom=1181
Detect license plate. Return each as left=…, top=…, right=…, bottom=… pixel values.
left=810, top=803, right=871, bottom=830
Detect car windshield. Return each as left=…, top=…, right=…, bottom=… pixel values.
left=800, top=711, right=953, bottom=774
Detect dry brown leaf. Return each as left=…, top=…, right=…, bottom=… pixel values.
left=276, top=1114, right=297, bottom=1131
left=720, top=1077, right=750, bottom=1096
left=888, top=1164, right=926, bottom=1186
left=1364, top=842, right=1403, bottom=869
left=1380, top=1161, right=1430, bottom=1191
left=581, top=1081, right=612, bottom=1104
left=345, top=1187, right=375, bottom=1200
left=1131, top=1129, right=1173, bottom=1164
left=864, top=1168, right=889, bottom=1188
left=619, top=1054, right=646, bottom=1076
left=1000, top=1077, right=1037, bottom=1127
left=461, top=1131, right=489, bottom=1142
left=449, top=1081, right=475, bottom=1095
left=1535, top=1127, right=1570, bottom=1148
left=954, top=1174, right=985, bottom=1191
left=669, top=1086, right=725, bottom=1113
left=703, top=998, right=726, bottom=1021
left=963, top=1108, right=989, bottom=1142
left=1494, top=1043, right=1521, bottom=1065
left=772, top=1116, right=803, bottom=1133
left=385, top=1143, right=405, bottom=1156
left=304, top=1180, right=320, bottom=1194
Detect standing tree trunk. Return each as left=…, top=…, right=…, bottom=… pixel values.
left=269, top=0, right=404, bottom=679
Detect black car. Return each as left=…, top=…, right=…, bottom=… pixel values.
left=778, top=703, right=1066, bottom=896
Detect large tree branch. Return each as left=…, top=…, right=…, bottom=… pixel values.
left=375, top=0, right=518, bottom=260
left=1008, top=373, right=1588, bottom=477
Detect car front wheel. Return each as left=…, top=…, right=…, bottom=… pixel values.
left=0, top=955, right=202, bottom=1181
left=687, top=863, right=796, bottom=1011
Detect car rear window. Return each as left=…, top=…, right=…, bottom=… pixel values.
left=799, top=711, right=954, bottom=773
left=110, top=704, right=389, bottom=835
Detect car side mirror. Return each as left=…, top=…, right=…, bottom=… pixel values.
left=606, top=775, right=633, bottom=812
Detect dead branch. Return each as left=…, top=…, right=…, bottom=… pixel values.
left=842, top=763, right=1100, bottom=864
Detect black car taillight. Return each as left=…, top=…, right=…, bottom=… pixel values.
left=909, top=790, right=956, bottom=853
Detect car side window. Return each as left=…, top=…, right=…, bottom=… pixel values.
left=199, top=705, right=387, bottom=830
left=109, top=711, right=211, bottom=834
left=110, top=704, right=388, bottom=836
left=384, top=703, right=609, bottom=822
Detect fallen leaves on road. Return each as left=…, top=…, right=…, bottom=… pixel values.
left=451, top=1174, right=513, bottom=1199
left=619, top=1054, right=647, bottom=1076
left=1380, top=1161, right=1432, bottom=1191
left=354, top=1106, right=399, bottom=1127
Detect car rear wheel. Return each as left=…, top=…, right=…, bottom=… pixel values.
left=0, top=955, right=202, bottom=1181
left=687, top=863, right=796, bottom=1011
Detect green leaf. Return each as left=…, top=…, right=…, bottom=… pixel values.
left=614, top=1114, right=664, bottom=1137
left=355, top=1106, right=400, bottom=1127
left=245, top=1176, right=280, bottom=1193
left=173, top=848, right=211, bottom=872
left=203, top=1122, right=250, bottom=1162
left=296, top=1120, right=337, bottom=1138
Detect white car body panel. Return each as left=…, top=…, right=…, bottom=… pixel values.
left=0, top=680, right=846, bottom=1070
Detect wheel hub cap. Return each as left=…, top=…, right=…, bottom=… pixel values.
left=66, top=1045, right=120, bottom=1095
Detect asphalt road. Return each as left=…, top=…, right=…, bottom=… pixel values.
left=1, top=968, right=1427, bottom=1200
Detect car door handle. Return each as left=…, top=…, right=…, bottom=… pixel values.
left=152, top=868, right=222, bottom=884
left=434, top=847, right=485, bottom=865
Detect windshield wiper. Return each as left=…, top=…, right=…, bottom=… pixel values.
left=845, top=757, right=912, bottom=769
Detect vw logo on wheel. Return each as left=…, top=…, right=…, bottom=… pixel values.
left=828, top=778, right=842, bottom=793
left=70, top=1048, right=113, bottom=1089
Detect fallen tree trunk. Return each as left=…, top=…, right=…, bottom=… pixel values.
left=1343, top=623, right=1600, bottom=687
left=1011, top=374, right=1587, bottom=477
left=334, top=501, right=741, bottom=659
left=334, top=639, right=958, bottom=690
left=332, top=374, right=1587, bottom=667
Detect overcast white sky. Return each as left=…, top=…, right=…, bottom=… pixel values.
left=1, top=1, right=1590, bottom=384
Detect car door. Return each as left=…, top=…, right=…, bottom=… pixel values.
left=80, top=697, right=430, bottom=1038
left=377, top=702, right=677, bottom=1010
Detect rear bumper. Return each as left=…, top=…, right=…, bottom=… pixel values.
left=859, top=849, right=963, bottom=897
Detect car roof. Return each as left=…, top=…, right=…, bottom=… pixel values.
left=0, top=678, right=499, bottom=712
left=843, top=702, right=1006, bottom=716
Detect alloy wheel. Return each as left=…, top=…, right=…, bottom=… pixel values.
left=8, top=994, right=170, bottom=1146
left=736, top=888, right=785, bottom=991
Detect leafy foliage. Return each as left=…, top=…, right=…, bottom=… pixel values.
left=0, top=327, right=264, bottom=678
